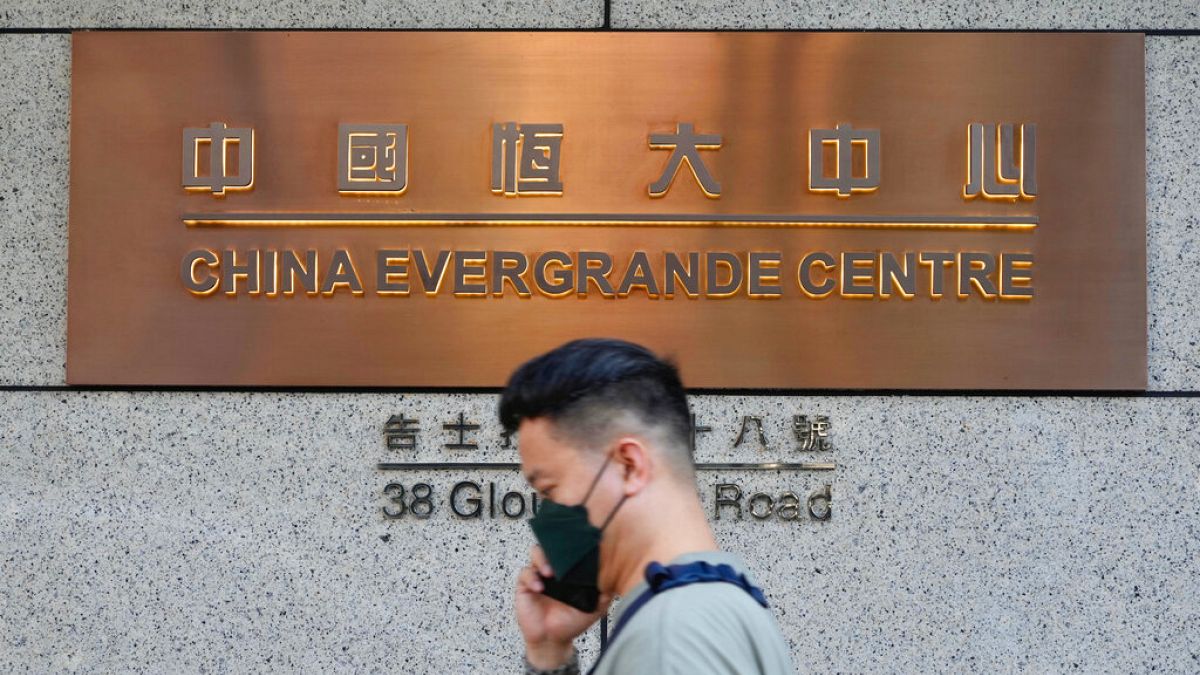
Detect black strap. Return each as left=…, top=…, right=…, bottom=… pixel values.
left=585, top=560, right=769, bottom=674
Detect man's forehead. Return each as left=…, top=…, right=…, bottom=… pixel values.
left=518, top=417, right=577, bottom=482
left=517, top=418, right=552, bottom=482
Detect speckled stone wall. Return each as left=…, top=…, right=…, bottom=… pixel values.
left=1, top=3, right=1198, bottom=672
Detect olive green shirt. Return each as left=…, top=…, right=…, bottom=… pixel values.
left=590, top=551, right=793, bottom=675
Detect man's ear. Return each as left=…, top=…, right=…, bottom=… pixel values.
left=613, top=437, right=652, bottom=496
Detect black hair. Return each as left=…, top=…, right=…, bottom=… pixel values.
left=498, top=338, right=693, bottom=471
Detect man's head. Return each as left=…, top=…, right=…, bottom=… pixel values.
left=499, top=338, right=697, bottom=592
left=500, top=337, right=694, bottom=484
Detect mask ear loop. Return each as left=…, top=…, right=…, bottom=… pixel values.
left=582, top=447, right=631, bottom=532
left=598, top=492, right=630, bottom=533
left=580, top=449, right=616, bottom=505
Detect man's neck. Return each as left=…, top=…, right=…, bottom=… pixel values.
left=611, top=490, right=719, bottom=597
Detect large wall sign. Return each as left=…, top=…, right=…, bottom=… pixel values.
left=66, top=32, right=1145, bottom=388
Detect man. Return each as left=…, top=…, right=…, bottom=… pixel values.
left=500, top=338, right=793, bottom=675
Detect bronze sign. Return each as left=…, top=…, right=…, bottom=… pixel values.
left=66, top=31, right=1146, bottom=388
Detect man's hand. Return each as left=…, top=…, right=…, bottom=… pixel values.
left=515, top=545, right=612, bottom=669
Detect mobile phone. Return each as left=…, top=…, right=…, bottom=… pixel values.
left=538, top=573, right=599, bottom=613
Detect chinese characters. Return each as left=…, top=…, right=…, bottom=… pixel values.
left=491, top=122, right=564, bottom=196
left=181, top=122, right=254, bottom=196
left=385, top=409, right=835, bottom=455
left=964, top=122, right=1037, bottom=200
left=183, top=120, right=1037, bottom=202
left=338, top=123, right=408, bottom=194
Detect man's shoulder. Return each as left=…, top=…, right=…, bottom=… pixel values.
left=620, top=555, right=781, bottom=637
left=602, top=582, right=792, bottom=675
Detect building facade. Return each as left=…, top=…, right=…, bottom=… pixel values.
left=1, top=2, right=1197, bottom=672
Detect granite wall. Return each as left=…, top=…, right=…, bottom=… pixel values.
left=1, top=2, right=1197, bottom=672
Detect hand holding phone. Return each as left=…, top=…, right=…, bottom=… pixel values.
left=537, top=572, right=600, bottom=613
left=515, top=545, right=608, bottom=668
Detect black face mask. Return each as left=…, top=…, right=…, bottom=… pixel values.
left=528, top=452, right=628, bottom=613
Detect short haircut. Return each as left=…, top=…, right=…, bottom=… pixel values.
left=498, top=338, right=694, bottom=480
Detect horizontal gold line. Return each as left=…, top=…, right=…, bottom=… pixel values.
left=183, top=218, right=1037, bottom=231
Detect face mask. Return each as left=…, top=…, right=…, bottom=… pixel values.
left=528, top=451, right=629, bottom=613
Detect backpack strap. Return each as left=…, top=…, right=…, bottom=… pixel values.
left=585, top=560, right=769, bottom=674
